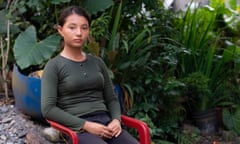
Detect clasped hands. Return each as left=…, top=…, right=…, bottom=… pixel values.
left=83, top=119, right=122, bottom=139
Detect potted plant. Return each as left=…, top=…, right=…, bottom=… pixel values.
left=182, top=72, right=211, bottom=112
left=181, top=72, right=218, bottom=135
left=12, top=25, right=60, bottom=121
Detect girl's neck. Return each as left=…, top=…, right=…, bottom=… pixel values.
left=60, top=48, right=86, bottom=62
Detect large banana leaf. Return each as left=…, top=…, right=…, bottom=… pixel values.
left=82, top=0, right=114, bottom=15
left=13, top=25, right=61, bottom=69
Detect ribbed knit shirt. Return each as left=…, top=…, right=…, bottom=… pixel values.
left=41, top=54, right=121, bottom=131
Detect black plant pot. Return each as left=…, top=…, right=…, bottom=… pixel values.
left=192, top=108, right=218, bottom=135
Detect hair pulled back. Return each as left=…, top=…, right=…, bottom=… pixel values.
left=58, top=6, right=91, bottom=26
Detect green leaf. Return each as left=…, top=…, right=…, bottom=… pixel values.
left=223, top=108, right=234, bottom=129
left=223, top=107, right=240, bottom=135
left=229, top=0, right=237, bottom=10
left=209, top=0, right=225, bottom=8
left=82, top=0, right=114, bottom=15
left=13, top=25, right=61, bottom=69
left=0, top=10, right=8, bottom=34
left=0, top=10, right=20, bottom=35
left=51, top=0, right=70, bottom=5
left=107, top=2, right=122, bottom=51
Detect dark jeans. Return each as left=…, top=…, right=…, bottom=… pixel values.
left=71, top=111, right=139, bottom=144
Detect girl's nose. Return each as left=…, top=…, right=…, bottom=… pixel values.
left=76, top=28, right=82, bottom=35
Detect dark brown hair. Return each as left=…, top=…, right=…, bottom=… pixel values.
left=58, top=6, right=91, bottom=26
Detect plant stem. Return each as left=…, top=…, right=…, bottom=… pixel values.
left=0, top=35, right=8, bottom=99
left=4, top=20, right=11, bottom=99
left=0, top=18, right=11, bottom=99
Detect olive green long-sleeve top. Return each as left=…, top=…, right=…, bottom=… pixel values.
left=41, top=54, right=121, bottom=131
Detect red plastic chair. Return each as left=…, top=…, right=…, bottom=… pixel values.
left=47, top=115, right=150, bottom=144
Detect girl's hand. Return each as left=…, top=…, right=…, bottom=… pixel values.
left=107, top=119, right=122, bottom=137
left=83, top=121, right=113, bottom=139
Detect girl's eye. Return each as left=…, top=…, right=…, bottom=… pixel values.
left=69, top=26, right=75, bottom=29
left=82, top=26, right=89, bottom=30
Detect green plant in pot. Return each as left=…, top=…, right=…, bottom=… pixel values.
left=182, top=72, right=211, bottom=113
left=182, top=72, right=218, bottom=135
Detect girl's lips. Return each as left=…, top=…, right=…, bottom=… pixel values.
left=73, top=39, right=82, bottom=43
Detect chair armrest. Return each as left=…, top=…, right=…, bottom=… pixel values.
left=46, top=119, right=78, bottom=144
left=121, top=115, right=151, bottom=144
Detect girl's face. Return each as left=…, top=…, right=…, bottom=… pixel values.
left=57, top=14, right=89, bottom=49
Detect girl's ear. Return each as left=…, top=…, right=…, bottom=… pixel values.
left=57, top=25, right=64, bottom=37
